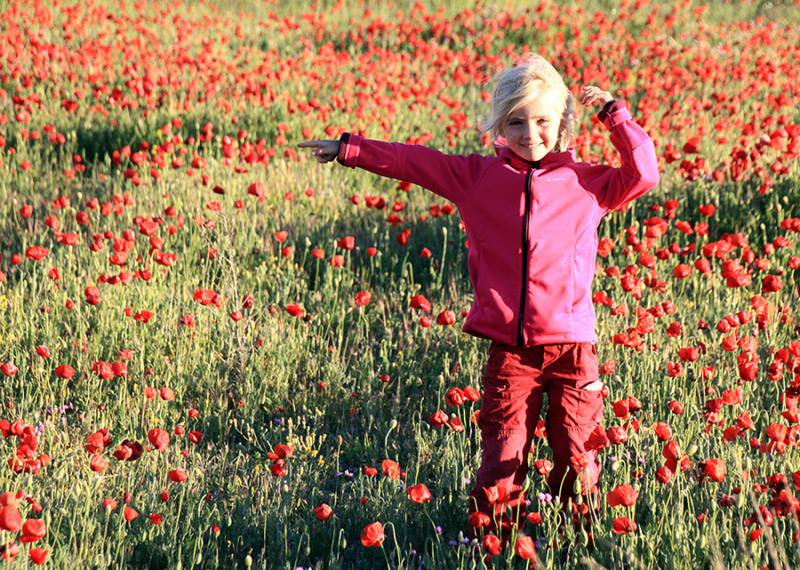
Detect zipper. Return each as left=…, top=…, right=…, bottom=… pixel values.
left=516, top=163, right=538, bottom=346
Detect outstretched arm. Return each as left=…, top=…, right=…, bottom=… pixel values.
left=298, top=134, right=490, bottom=204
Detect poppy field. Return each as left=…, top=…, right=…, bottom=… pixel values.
left=2, top=0, right=800, bottom=567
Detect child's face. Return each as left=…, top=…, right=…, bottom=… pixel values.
left=501, top=89, right=563, bottom=162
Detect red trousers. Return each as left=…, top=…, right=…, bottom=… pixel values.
left=469, top=341, right=603, bottom=534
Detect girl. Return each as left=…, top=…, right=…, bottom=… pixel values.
left=299, top=54, right=659, bottom=540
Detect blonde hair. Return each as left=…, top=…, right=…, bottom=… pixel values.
left=482, top=54, right=576, bottom=152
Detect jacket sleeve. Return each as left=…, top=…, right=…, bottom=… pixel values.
left=336, top=133, right=490, bottom=204
left=594, top=102, right=660, bottom=212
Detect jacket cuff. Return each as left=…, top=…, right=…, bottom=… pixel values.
left=337, top=133, right=362, bottom=167
left=599, top=100, right=631, bottom=130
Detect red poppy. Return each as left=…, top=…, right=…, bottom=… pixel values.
left=483, top=485, right=511, bottom=505
left=607, top=426, right=628, bottom=444
left=527, top=512, right=543, bottom=525
left=409, top=294, right=432, bottom=312
left=446, top=388, right=466, bottom=407
left=607, top=484, right=638, bottom=508
left=429, top=410, right=448, bottom=427
left=19, top=519, right=46, bottom=544
left=29, top=548, right=48, bottom=565
left=149, top=513, right=162, bottom=524
left=0, top=505, right=21, bottom=532
left=168, top=468, right=188, bottom=482
left=584, top=424, right=610, bottom=451
left=160, top=387, right=175, bottom=401
left=382, top=459, right=401, bottom=479
left=0, top=362, right=18, bottom=376
left=188, top=431, right=203, bottom=443
left=355, top=291, right=372, bottom=306
left=469, top=511, right=490, bottom=528
left=286, top=304, right=305, bottom=317
left=90, top=455, right=108, bottom=472
left=612, top=516, right=638, bottom=534
left=25, top=246, right=49, bottom=261
left=148, top=428, right=170, bottom=451
left=436, top=310, right=456, bottom=326
left=338, top=236, right=355, bottom=250
left=482, top=534, right=501, bottom=555
left=360, top=522, right=384, bottom=547
left=124, top=506, right=139, bottom=521
left=314, top=503, right=332, bottom=520
left=703, top=459, right=726, bottom=482
left=515, top=536, right=536, bottom=560
left=653, top=422, right=672, bottom=441
left=407, top=484, right=432, bottom=503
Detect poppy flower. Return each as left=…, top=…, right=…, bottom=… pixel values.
left=160, top=387, right=175, bottom=401
left=355, top=291, right=372, bottom=306
left=29, top=548, right=48, bottom=565
left=90, top=455, right=108, bottom=472
left=188, top=431, right=203, bottom=443
left=314, top=503, right=332, bottom=520
left=0, top=362, right=18, bottom=376
left=607, top=484, right=638, bottom=508
left=656, top=466, right=674, bottom=484
left=653, top=422, right=672, bottom=441
left=0, top=505, right=21, bottom=532
left=338, top=236, right=355, bottom=250
left=382, top=459, right=401, bottom=479
left=25, top=246, right=49, bottom=261
left=703, top=459, right=726, bottom=482
left=446, top=388, right=466, bottom=407
left=463, top=386, right=481, bottom=401
left=482, top=534, right=501, bottom=555
left=19, top=519, right=46, bottom=543
left=168, top=468, right=188, bottom=482
left=363, top=466, right=378, bottom=476
left=124, top=506, right=139, bottom=521
left=409, top=294, right=431, bottom=312
left=149, top=513, right=162, bottom=524
left=148, top=428, right=170, bottom=451
left=515, top=536, right=536, bottom=560
left=429, top=410, right=448, bottom=427
left=469, top=511, right=490, bottom=528
left=584, top=424, right=610, bottom=451
left=286, top=304, right=305, bottom=317
left=407, top=484, right=432, bottom=503
left=527, top=512, right=543, bottom=525
left=607, top=426, right=628, bottom=444
left=360, top=522, right=384, bottom=547
left=483, top=485, right=511, bottom=505
left=436, top=310, right=456, bottom=326
left=612, top=516, right=638, bottom=534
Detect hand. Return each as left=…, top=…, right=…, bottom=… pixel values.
left=297, top=140, right=341, bottom=164
left=579, top=86, right=614, bottom=107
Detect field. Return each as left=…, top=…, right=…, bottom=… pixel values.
left=1, top=0, right=800, bottom=568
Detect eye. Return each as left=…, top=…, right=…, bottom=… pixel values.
left=537, top=118, right=550, bottom=125
left=507, top=119, right=522, bottom=126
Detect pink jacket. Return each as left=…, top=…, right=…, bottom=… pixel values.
left=337, top=103, right=659, bottom=346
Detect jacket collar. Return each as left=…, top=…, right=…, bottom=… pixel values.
left=493, top=139, right=576, bottom=171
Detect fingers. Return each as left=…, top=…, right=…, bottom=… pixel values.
left=579, top=86, right=613, bottom=107
left=297, top=140, right=340, bottom=163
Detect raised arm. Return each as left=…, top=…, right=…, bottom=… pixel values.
left=299, top=134, right=491, bottom=204
left=583, top=88, right=659, bottom=211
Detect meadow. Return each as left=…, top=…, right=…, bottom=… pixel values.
left=1, top=0, right=800, bottom=568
